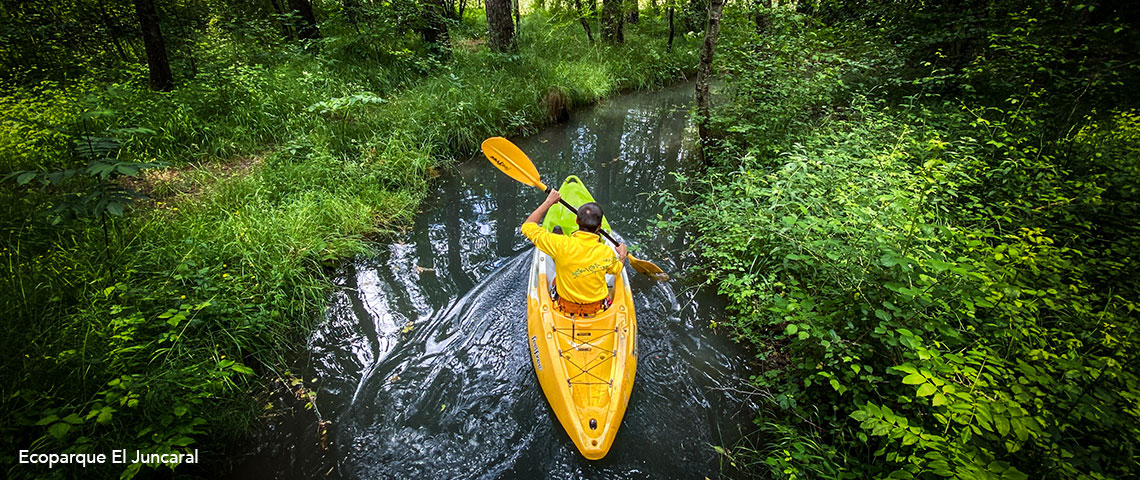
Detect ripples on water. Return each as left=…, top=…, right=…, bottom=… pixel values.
left=257, top=82, right=756, bottom=479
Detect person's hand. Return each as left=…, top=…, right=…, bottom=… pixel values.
left=543, top=188, right=561, bottom=206
left=616, top=243, right=627, bottom=261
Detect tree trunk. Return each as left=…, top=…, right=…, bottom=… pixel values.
left=269, top=0, right=294, bottom=39
left=342, top=0, right=363, bottom=30
left=286, top=0, right=321, bottom=40
left=132, top=0, right=173, bottom=91
left=601, top=0, right=623, bottom=44
left=626, top=0, right=639, bottom=23
left=753, top=0, right=771, bottom=32
left=170, top=9, right=198, bottom=76
left=667, top=6, right=674, bottom=51
left=420, top=0, right=451, bottom=59
left=485, top=0, right=516, bottom=52
left=94, top=0, right=129, bottom=61
left=574, top=0, right=595, bottom=42
left=695, top=0, right=725, bottom=161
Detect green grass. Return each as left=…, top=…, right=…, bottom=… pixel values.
left=0, top=9, right=699, bottom=479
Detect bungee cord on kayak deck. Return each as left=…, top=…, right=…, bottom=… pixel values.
left=555, top=324, right=619, bottom=387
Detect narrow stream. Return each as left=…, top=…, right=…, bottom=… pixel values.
left=239, top=81, right=756, bottom=478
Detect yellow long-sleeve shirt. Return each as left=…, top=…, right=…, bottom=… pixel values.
left=521, top=221, right=623, bottom=304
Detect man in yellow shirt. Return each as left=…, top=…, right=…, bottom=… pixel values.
left=521, top=189, right=627, bottom=315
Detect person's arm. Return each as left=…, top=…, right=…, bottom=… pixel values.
left=521, top=189, right=564, bottom=255
left=608, top=243, right=628, bottom=274
left=525, top=189, right=561, bottom=225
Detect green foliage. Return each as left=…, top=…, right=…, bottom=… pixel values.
left=669, top=7, right=1140, bottom=480
left=4, top=116, right=162, bottom=226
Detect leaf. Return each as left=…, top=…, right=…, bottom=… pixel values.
left=36, top=415, right=59, bottom=426
left=97, top=409, right=113, bottom=424
left=1002, top=468, right=1029, bottom=480
left=1011, top=417, right=1029, bottom=441
left=62, top=413, right=84, bottom=424
left=48, top=422, right=71, bottom=439
left=106, top=202, right=124, bottom=217
left=916, top=383, right=938, bottom=397
left=231, top=364, right=255, bottom=375
left=893, top=365, right=919, bottom=375
left=785, top=324, right=799, bottom=335
left=17, top=171, right=37, bottom=185
left=902, top=373, right=926, bottom=385
left=115, top=164, right=139, bottom=177
left=170, top=436, right=195, bottom=447
left=932, top=393, right=947, bottom=406
left=994, top=414, right=1010, bottom=436
left=121, top=462, right=142, bottom=480
left=927, top=259, right=954, bottom=272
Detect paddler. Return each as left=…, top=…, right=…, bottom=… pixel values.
left=522, top=189, right=627, bottom=315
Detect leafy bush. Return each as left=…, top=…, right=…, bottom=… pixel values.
left=671, top=8, right=1140, bottom=479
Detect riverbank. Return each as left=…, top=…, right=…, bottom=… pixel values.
left=673, top=5, right=1140, bottom=478
left=0, top=9, right=699, bottom=479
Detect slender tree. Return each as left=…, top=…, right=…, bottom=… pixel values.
left=626, top=0, right=639, bottom=23
left=342, top=0, right=363, bottom=31
left=132, top=0, right=173, bottom=91
left=269, top=0, right=294, bottom=39
left=695, top=0, right=724, bottom=159
left=574, top=0, right=594, bottom=42
left=667, top=5, right=674, bottom=51
left=601, top=0, right=623, bottom=44
left=286, top=0, right=320, bottom=39
left=94, top=0, right=130, bottom=61
left=753, top=0, right=771, bottom=32
left=485, top=0, right=516, bottom=52
left=419, top=0, right=451, bottom=58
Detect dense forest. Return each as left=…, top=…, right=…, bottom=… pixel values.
left=2, top=0, right=1138, bottom=479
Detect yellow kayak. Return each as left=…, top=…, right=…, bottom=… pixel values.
left=526, top=176, right=637, bottom=460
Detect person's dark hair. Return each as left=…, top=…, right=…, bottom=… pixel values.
left=577, top=202, right=603, bottom=232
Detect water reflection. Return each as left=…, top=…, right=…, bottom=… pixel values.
left=283, top=82, right=753, bottom=478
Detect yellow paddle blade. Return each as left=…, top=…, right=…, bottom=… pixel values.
left=481, top=137, right=547, bottom=191
left=628, top=254, right=670, bottom=281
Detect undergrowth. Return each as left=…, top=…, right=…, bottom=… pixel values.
left=666, top=4, right=1140, bottom=479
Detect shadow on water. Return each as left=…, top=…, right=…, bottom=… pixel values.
left=238, top=81, right=758, bottom=479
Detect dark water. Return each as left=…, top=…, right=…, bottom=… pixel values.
left=240, top=82, right=755, bottom=479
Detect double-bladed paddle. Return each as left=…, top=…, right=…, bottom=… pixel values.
left=481, top=136, right=668, bottom=281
